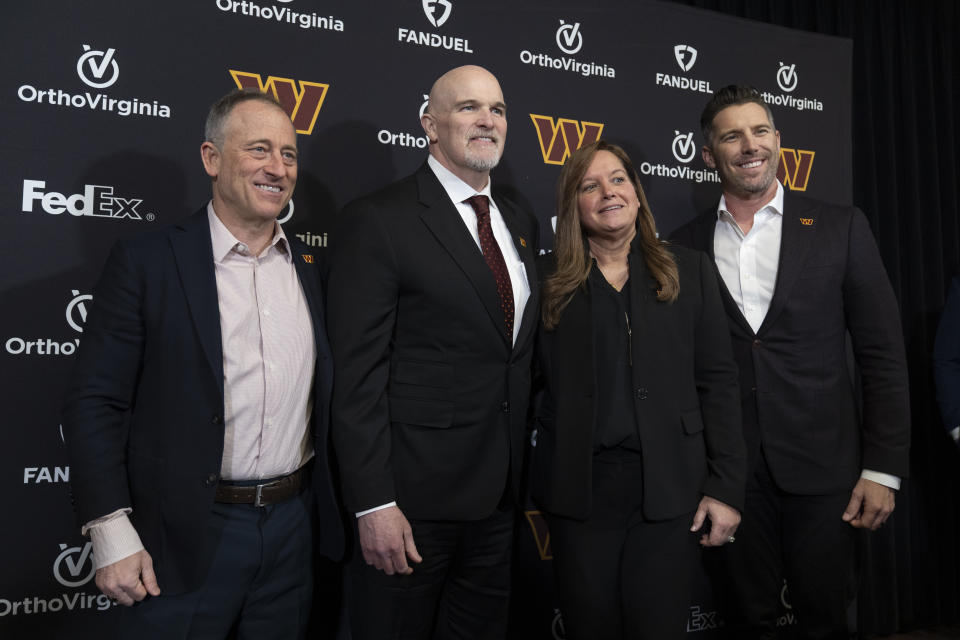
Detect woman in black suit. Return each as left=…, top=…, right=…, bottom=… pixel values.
left=532, top=141, right=746, bottom=639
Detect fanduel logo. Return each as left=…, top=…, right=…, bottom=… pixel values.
left=674, top=44, right=697, bottom=72
left=16, top=45, right=171, bottom=119
left=672, top=131, right=696, bottom=163
left=21, top=180, right=155, bottom=221
left=423, top=0, right=452, bottom=27
left=230, top=71, right=328, bottom=135
left=214, top=0, right=344, bottom=32
left=530, top=115, right=604, bottom=165
left=555, top=20, right=582, bottom=55
left=53, top=543, right=95, bottom=588
left=777, top=147, right=815, bottom=191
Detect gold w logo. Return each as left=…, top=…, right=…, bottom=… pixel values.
left=530, top=114, right=604, bottom=165
left=230, top=70, right=329, bottom=135
left=525, top=510, right=553, bottom=560
left=777, top=147, right=815, bottom=191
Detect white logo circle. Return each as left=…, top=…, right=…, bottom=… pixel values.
left=419, top=94, right=430, bottom=120
left=556, top=20, right=583, bottom=55
left=672, top=131, right=696, bottom=164
left=776, top=62, right=798, bottom=92
left=66, top=290, right=93, bottom=333
left=76, top=45, right=119, bottom=89
left=53, top=543, right=96, bottom=588
left=278, top=200, right=295, bottom=225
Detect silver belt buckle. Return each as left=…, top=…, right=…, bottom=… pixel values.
left=253, top=480, right=277, bottom=507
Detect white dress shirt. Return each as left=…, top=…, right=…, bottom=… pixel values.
left=711, top=183, right=899, bottom=491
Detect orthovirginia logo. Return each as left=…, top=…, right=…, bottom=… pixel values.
left=5, top=289, right=92, bottom=357
left=53, top=543, right=95, bottom=588
left=398, top=0, right=473, bottom=53
left=214, top=0, right=344, bottom=32
left=530, top=115, right=604, bottom=165
left=762, top=62, right=823, bottom=112
left=520, top=19, right=615, bottom=79
left=230, top=71, right=328, bottom=135
left=655, top=43, right=711, bottom=94
left=17, top=44, right=172, bottom=119
left=639, top=130, right=719, bottom=184
left=378, top=92, right=430, bottom=150
left=777, top=147, right=815, bottom=191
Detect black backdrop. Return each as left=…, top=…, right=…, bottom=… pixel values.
left=1, top=0, right=957, bottom=638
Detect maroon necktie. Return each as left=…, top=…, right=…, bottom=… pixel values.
left=465, top=195, right=514, bottom=342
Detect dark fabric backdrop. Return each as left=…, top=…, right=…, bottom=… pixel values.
left=657, top=1, right=960, bottom=636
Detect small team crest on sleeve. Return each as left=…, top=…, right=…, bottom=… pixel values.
left=301, top=254, right=315, bottom=264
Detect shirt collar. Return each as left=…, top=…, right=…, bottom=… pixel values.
left=206, top=201, right=291, bottom=263
left=716, top=181, right=785, bottom=220
left=427, top=155, right=495, bottom=205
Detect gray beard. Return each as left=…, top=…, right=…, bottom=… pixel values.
left=464, top=150, right=501, bottom=172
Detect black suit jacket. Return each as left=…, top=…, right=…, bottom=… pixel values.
left=62, top=208, right=344, bottom=593
left=670, top=192, right=910, bottom=494
left=532, top=245, right=745, bottom=521
left=326, top=163, right=540, bottom=520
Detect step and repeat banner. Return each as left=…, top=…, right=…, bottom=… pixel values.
left=1, top=1, right=850, bottom=637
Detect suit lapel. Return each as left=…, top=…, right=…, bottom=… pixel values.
left=415, top=165, right=512, bottom=346
left=169, top=208, right=224, bottom=399
left=499, top=200, right=539, bottom=352
left=692, top=209, right=754, bottom=336
left=290, top=243, right=325, bottom=357
left=758, top=194, right=819, bottom=334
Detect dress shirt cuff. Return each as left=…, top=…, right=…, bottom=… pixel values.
left=950, top=426, right=960, bottom=444
left=860, top=469, right=901, bottom=491
left=86, top=511, right=145, bottom=570
left=356, top=501, right=397, bottom=518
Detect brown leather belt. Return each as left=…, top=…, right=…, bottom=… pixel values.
left=215, top=466, right=306, bottom=507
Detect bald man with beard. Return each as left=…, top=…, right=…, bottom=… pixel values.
left=326, top=65, right=540, bottom=638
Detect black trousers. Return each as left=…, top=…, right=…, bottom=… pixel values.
left=546, top=452, right=699, bottom=640
left=347, top=505, right=514, bottom=640
left=708, top=453, right=856, bottom=639
left=117, top=487, right=316, bottom=639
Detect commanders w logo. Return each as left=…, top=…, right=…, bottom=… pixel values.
left=777, top=147, right=815, bottom=191
left=525, top=510, right=552, bottom=560
left=530, top=115, right=604, bottom=165
left=230, top=70, right=329, bottom=135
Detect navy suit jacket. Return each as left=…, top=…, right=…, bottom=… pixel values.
left=934, top=275, right=960, bottom=433
left=326, top=163, right=540, bottom=520
left=63, top=208, right=344, bottom=594
left=670, top=192, right=910, bottom=494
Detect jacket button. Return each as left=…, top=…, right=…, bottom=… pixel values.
left=212, top=414, right=222, bottom=424
left=205, top=473, right=219, bottom=487
left=636, top=388, right=648, bottom=400
left=501, top=401, right=511, bottom=413
left=753, top=339, right=762, bottom=348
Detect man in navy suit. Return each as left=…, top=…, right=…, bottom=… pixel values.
left=670, top=85, right=910, bottom=639
left=62, top=89, right=343, bottom=638
left=934, top=274, right=960, bottom=446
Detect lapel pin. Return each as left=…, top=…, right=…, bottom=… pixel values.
left=799, top=218, right=814, bottom=226
left=519, top=237, right=527, bottom=248
left=301, top=254, right=315, bottom=264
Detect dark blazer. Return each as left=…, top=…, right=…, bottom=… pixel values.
left=934, top=275, right=960, bottom=433
left=669, top=192, right=910, bottom=494
left=62, top=208, right=344, bottom=594
left=326, top=163, right=540, bottom=520
left=532, top=244, right=745, bottom=521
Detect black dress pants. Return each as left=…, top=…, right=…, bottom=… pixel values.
left=546, top=452, right=699, bottom=639
left=708, top=453, right=856, bottom=639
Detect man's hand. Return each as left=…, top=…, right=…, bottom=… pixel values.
left=95, top=549, right=161, bottom=606
left=358, top=506, right=422, bottom=575
left=691, top=496, right=741, bottom=547
left=842, top=477, right=895, bottom=530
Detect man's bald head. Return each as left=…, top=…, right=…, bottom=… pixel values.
left=421, top=65, right=507, bottom=191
